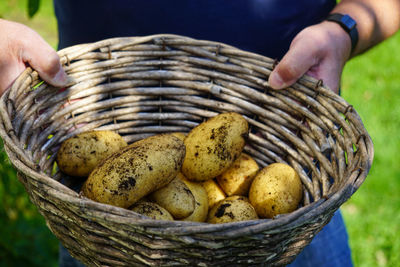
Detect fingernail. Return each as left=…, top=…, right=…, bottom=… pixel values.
left=52, top=68, right=68, bottom=87
left=269, top=72, right=286, bottom=90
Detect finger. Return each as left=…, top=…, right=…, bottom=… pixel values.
left=269, top=38, right=320, bottom=90
left=0, top=60, right=26, bottom=94
left=307, top=59, right=341, bottom=94
left=20, top=27, right=68, bottom=87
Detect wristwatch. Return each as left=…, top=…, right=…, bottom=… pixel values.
left=326, top=13, right=359, bottom=53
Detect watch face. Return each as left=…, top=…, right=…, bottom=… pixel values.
left=341, top=14, right=357, bottom=30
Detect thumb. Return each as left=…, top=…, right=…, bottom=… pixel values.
left=20, top=26, right=67, bottom=87
left=269, top=38, right=318, bottom=90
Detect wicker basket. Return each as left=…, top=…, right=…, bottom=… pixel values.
left=0, top=34, right=373, bottom=266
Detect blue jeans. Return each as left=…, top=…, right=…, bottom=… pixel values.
left=59, top=210, right=352, bottom=267
left=288, top=210, right=353, bottom=267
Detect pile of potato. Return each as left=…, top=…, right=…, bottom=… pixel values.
left=56, top=112, right=303, bottom=223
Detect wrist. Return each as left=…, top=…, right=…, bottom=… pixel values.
left=325, top=13, right=359, bottom=55
left=320, top=20, right=353, bottom=60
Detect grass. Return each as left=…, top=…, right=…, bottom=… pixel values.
left=0, top=1, right=399, bottom=266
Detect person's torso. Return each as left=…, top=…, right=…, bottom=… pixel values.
left=54, top=0, right=335, bottom=59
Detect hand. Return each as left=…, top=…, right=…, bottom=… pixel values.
left=268, top=21, right=353, bottom=94
left=0, top=19, right=67, bottom=96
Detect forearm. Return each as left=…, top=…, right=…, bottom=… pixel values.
left=332, top=0, right=400, bottom=56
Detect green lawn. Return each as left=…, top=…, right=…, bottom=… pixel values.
left=0, top=1, right=399, bottom=267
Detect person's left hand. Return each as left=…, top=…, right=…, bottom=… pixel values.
left=268, top=21, right=353, bottom=94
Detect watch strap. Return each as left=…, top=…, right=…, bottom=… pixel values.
left=326, top=13, right=359, bottom=53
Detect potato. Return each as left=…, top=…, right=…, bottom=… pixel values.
left=149, top=176, right=195, bottom=219
left=171, top=132, right=187, bottom=142
left=130, top=200, right=174, bottom=221
left=249, top=163, right=303, bottom=218
left=201, top=179, right=226, bottom=209
left=216, top=153, right=259, bottom=196
left=82, top=134, right=186, bottom=208
left=207, top=196, right=258, bottom=224
left=57, top=130, right=127, bottom=177
left=178, top=173, right=209, bottom=222
left=182, top=112, right=248, bottom=182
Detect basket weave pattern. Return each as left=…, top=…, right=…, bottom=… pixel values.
left=0, top=35, right=373, bottom=266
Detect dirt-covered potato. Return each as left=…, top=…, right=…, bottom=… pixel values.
left=149, top=176, right=195, bottom=219
left=130, top=200, right=174, bottom=221
left=201, top=179, right=226, bottom=209
left=82, top=134, right=186, bottom=208
left=171, top=132, right=187, bottom=142
left=56, top=130, right=127, bottom=177
left=249, top=163, right=303, bottom=218
left=182, top=112, right=248, bottom=182
left=207, top=196, right=258, bottom=224
left=216, top=153, right=259, bottom=196
left=178, top=173, right=209, bottom=222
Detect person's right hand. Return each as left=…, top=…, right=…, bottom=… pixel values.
left=0, top=19, right=67, bottom=96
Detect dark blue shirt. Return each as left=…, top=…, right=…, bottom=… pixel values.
left=54, top=0, right=335, bottom=59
